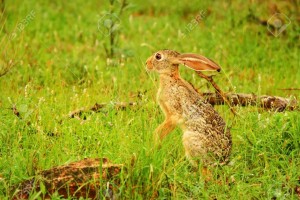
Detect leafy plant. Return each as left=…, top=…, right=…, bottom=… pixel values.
left=98, top=0, right=129, bottom=62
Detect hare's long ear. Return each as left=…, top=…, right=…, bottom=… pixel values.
left=173, top=53, right=221, bottom=72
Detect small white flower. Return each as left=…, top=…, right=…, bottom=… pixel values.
left=24, top=83, right=30, bottom=98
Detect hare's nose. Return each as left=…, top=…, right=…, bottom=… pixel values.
left=145, top=57, right=153, bottom=70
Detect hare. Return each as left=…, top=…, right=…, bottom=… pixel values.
left=146, top=50, right=231, bottom=166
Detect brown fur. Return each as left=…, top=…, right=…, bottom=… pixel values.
left=146, top=50, right=232, bottom=166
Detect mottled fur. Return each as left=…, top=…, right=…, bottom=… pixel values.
left=146, top=50, right=232, bottom=166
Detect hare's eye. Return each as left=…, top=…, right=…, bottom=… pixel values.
left=155, top=53, right=162, bottom=60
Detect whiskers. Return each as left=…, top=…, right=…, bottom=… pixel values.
left=137, top=56, right=159, bottom=91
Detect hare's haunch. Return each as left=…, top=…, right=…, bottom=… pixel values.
left=146, top=50, right=231, bottom=166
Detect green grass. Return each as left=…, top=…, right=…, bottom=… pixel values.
left=0, top=0, right=299, bottom=199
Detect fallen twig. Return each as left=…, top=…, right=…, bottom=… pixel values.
left=68, top=102, right=137, bottom=118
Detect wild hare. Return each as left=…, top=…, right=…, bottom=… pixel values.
left=146, top=50, right=232, bottom=167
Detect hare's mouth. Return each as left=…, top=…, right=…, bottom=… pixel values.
left=145, top=57, right=154, bottom=71
left=146, top=64, right=153, bottom=70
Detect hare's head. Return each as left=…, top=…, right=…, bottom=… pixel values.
left=146, top=50, right=180, bottom=74
left=146, top=49, right=221, bottom=75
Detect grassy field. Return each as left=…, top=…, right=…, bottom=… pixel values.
left=0, top=0, right=299, bottom=199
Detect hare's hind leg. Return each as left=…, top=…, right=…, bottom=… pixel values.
left=182, top=131, right=214, bottom=181
left=182, top=130, right=207, bottom=167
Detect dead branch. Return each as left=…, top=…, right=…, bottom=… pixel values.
left=202, top=92, right=298, bottom=112
left=11, top=158, right=123, bottom=200
left=67, top=93, right=297, bottom=120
